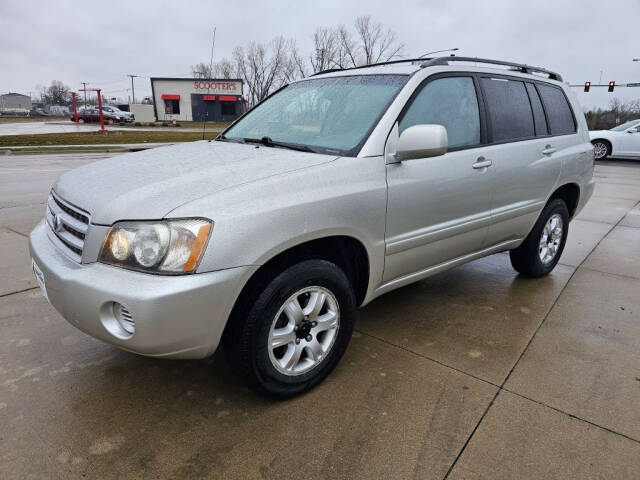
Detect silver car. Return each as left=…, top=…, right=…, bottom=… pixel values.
left=29, top=57, right=595, bottom=397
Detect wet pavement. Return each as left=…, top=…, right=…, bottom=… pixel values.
left=0, top=121, right=221, bottom=136
left=1, top=153, right=639, bottom=479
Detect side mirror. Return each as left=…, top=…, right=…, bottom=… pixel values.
left=395, top=124, right=448, bottom=162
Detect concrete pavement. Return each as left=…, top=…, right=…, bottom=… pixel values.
left=1, top=153, right=639, bottom=479
left=0, top=121, right=223, bottom=136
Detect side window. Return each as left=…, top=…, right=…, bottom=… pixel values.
left=399, top=76, right=480, bottom=149
left=525, top=83, right=548, bottom=136
left=480, top=78, right=534, bottom=142
left=536, top=84, right=576, bottom=136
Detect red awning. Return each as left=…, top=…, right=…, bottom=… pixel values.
left=203, top=95, right=216, bottom=101
left=161, top=94, right=180, bottom=100
left=219, top=95, right=237, bottom=102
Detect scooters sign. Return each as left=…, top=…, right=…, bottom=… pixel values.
left=193, top=81, right=238, bottom=92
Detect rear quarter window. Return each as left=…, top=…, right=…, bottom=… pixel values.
left=536, top=84, right=576, bottom=136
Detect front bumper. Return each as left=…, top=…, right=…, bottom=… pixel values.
left=29, top=221, right=256, bottom=359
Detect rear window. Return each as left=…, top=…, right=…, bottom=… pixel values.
left=536, top=84, right=576, bottom=136
left=480, top=78, right=534, bottom=143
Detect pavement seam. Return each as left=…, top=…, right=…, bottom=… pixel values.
left=441, top=198, right=639, bottom=479
left=500, top=388, right=640, bottom=445
left=354, top=328, right=501, bottom=388
left=0, top=202, right=45, bottom=211
left=4, top=227, right=29, bottom=238
left=0, top=286, right=38, bottom=299
left=577, top=265, right=640, bottom=282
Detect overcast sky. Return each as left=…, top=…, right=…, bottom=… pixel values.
left=1, top=0, right=639, bottom=110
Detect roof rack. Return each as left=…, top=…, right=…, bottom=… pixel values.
left=310, top=58, right=430, bottom=77
left=420, top=56, right=563, bottom=81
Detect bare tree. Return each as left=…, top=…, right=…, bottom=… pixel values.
left=40, top=80, right=71, bottom=105
left=335, top=25, right=359, bottom=68
left=190, top=62, right=212, bottom=78
left=310, top=27, right=339, bottom=73
left=355, top=15, right=404, bottom=65
left=190, top=60, right=237, bottom=79
left=234, top=37, right=291, bottom=106
left=281, top=40, right=307, bottom=83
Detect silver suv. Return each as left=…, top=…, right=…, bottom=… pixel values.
left=30, top=57, right=595, bottom=397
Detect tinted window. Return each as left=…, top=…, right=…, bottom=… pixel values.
left=525, top=83, right=548, bottom=136
left=480, top=78, right=534, bottom=142
left=537, top=84, right=576, bottom=135
left=399, top=76, right=480, bottom=148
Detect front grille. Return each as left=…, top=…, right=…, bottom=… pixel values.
left=45, top=191, right=90, bottom=262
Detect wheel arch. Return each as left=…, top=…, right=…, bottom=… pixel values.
left=221, top=235, right=371, bottom=346
left=548, top=182, right=581, bottom=218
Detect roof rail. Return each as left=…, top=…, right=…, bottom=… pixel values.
left=310, top=58, right=431, bottom=77
left=420, top=56, right=563, bottom=81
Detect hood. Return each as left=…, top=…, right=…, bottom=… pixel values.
left=54, top=140, right=337, bottom=225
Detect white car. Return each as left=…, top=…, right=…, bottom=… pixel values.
left=102, top=105, right=134, bottom=122
left=590, top=119, right=640, bottom=160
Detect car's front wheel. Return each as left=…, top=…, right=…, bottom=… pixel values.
left=224, top=259, right=356, bottom=398
left=509, top=198, right=569, bottom=277
left=592, top=140, right=610, bottom=160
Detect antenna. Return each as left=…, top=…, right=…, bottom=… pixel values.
left=203, top=27, right=216, bottom=141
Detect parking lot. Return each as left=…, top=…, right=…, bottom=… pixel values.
left=1, top=152, right=639, bottom=479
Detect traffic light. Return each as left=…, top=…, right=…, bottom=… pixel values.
left=608, top=81, right=615, bottom=92
left=584, top=81, right=591, bottom=92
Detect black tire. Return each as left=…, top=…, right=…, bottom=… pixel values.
left=223, top=259, right=356, bottom=398
left=592, top=139, right=611, bottom=160
left=509, top=198, right=570, bottom=277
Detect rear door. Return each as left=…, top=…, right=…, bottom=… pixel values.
left=481, top=78, right=569, bottom=246
left=384, top=74, right=493, bottom=282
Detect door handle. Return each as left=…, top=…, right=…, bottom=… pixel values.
left=542, top=145, right=557, bottom=156
left=472, top=157, right=493, bottom=169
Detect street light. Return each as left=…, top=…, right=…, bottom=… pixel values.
left=419, top=47, right=459, bottom=58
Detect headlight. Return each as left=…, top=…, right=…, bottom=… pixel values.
left=99, top=219, right=212, bottom=274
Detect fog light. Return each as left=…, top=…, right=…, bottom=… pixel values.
left=114, top=303, right=135, bottom=335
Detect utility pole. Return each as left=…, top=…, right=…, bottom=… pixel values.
left=127, top=75, right=140, bottom=104
left=81, top=82, right=88, bottom=109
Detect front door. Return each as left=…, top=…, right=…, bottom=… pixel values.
left=618, top=123, right=640, bottom=157
left=191, top=94, right=217, bottom=122
left=384, top=75, right=493, bottom=283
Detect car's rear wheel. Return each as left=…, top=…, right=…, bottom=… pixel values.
left=592, top=140, right=610, bottom=160
left=224, top=259, right=356, bottom=398
left=509, top=198, right=569, bottom=277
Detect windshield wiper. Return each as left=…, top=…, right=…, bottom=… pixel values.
left=243, top=136, right=315, bottom=153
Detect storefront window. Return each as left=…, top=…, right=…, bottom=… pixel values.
left=164, top=99, right=180, bottom=115
left=221, top=101, right=236, bottom=116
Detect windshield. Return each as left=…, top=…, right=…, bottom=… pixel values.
left=221, top=74, right=408, bottom=156
left=610, top=119, right=640, bottom=131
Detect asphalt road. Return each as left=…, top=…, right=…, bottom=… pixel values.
left=1, top=152, right=640, bottom=479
